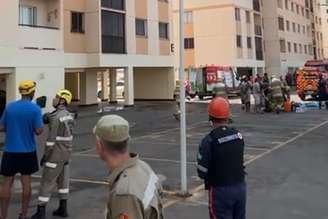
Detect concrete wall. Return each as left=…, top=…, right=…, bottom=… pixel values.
left=134, top=67, right=174, bottom=100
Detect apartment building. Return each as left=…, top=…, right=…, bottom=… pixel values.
left=0, top=0, right=175, bottom=110
left=172, top=0, right=266, bottom=77
left=319, top=0, right=328, bottom=58
left=262, top=0, right=323, bottom=75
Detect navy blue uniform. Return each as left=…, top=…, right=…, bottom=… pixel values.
left=197, top=126, right=246, bottom=219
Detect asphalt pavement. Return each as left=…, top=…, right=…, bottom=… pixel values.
left=3, top=98, right=328, bottom=219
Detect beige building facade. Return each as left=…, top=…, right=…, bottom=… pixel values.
left=173, top=0, right=266, bottom=77
left=173, top=0, right=325, bottom=78
left=0, top=0, right=175, bottom=110
left=319, top=0, right=328, bottom=58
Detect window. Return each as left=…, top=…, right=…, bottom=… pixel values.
left=277, top=0, right=283, bottom=9
left=135, top=19, right=147, bottom=37
left=301, top=7, right=305, bottom=16
left=319, top=18, right=322, bottom=25
left=236, top=35, right=242, bottom=48
left=102, top=11, right=125, bottom=53
left=247, top=37, right=252, bottom=49
left=304, top=45, right=307, bottom=54
left=19, top=5, right=37, bottom=25
left=299, top=44, right=302, bottom=54
left=306, top=9, right=310, bottom=19
left=309, top=45, right=313, bottom=55
left=286, top=20, right=290, bottom=31
left=278, top=17, right=284, bottom=31
left=297, top=24, right=300, bottom=33
left=296, top=4, right=299, bottom=14
left=285, top=0, right=289, bottom=9
left=101, top=0, right=125, bottom=10
left=246, top=11, right=251, bottom=23
left=303, top=25, right=305, bottom=34
left=184, top=11, right=193, bottom=24
left=292, top=22, right=296, bottom=32
left=280, top=39, right=286, bottom=53
left=287, top=42, right=291, bottom=53
left=71, top=12, right=84, bottom=33
left=159, top=22, right=169, bottom=39
left=294, top=43, right=297, bottom=53
left=291, top=2, right=294, bottom=11
left=235, top=8, right=241, bottom=21
left=184, top=38, right=194, bottom=49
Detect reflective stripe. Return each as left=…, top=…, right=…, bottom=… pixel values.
left=142, top=173, right=158, bottom=210
left=45, top=162, right=57, bottom=168
left=46, top=142, right=55, bottom=147
left=56, top=136, right=73, bottom=141
left=197, top=164, right=208, bottom=173
left=59, top=115, right=73, bottom=122
left=58, top=188, right=69, bottom=194
left=197, top=153, right=202, bottom=160
left=38, top=196, right=50, bottom=202
left=217, top=133, right=243, bottom=144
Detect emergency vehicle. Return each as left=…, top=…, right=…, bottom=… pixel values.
left=296, top=60, right=328, bottom=100
left=186, top=66, right=240, bottom=99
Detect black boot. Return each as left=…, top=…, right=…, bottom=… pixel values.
left=53, top=200, right=68, bottom=218
left=31, top=205, right=46, bottom=219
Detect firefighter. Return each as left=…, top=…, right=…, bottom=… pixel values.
left=31, top=89, right=75, bottom=219
left=94, top=115, right=164, bottom=219
left=239, top=76, right=252, bottom=112
left=197, top=97, right=246, bottom=219
left=280, top=76, right=290, bottom=101
left=271, top=77, right=284, bottom=114
left=318, top=74, right=328, bottom=109
left=173, top=82, right=181, bottom=121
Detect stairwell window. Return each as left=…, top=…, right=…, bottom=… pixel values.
left=184, top=38, right=194, bottom=49
left=71, top=12, right=84, bottom=33
left=19, top=5, right=37, bottom=26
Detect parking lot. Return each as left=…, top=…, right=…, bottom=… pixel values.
left=5, top=99, right=328, bottom=219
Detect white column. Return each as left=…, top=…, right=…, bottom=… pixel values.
left=100, top=71, right=109, bottom=101
left=109, top=69, right=117, bottom=103
left=80, top=70, right=98, bottom=105
left=124, top=66, right=134, bottom=106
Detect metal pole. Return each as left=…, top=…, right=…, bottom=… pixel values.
left=179, top=0, right=187, bottom=194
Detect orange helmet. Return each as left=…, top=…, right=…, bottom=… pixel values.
left=208, top=97, right=231, bottom=119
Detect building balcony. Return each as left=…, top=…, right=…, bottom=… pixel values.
left=253, top=0, right=261, bottom=12
left=18, top=0, right=62, bottom=50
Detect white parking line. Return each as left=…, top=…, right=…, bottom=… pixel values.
left=163, top=119, right=328, bottom=209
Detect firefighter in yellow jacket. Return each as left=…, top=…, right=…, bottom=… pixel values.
left=32, top=89, right=75, bottom=219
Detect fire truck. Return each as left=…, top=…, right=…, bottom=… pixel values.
left=186, top=66, right=240, bottom=99
left=296, top=60, right=328, bottom=100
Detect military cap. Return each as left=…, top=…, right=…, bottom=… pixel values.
left=94, top=115, right=130, bottom=143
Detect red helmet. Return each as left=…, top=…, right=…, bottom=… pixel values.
left=208, top=97, right=231, bottom=119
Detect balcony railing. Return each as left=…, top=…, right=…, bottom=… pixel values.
left=18, top=25, right=61, bottom=50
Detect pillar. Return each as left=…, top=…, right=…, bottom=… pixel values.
left=109, top=69, right=117, bottom=103
left=100, top=71, right=109, bottom=101
left=65, top=72, right=80, bottom=101
left=79, top=70, right=98, bottom=105
left=124, top=66, right=134, bottom=106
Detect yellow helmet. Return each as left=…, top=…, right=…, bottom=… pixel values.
left=56, top=89, right=72, bottom=104
left=19, top=80, right=36, bottom=95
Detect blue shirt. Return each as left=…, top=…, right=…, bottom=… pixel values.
left=0, top=100, right=43, bottom=153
